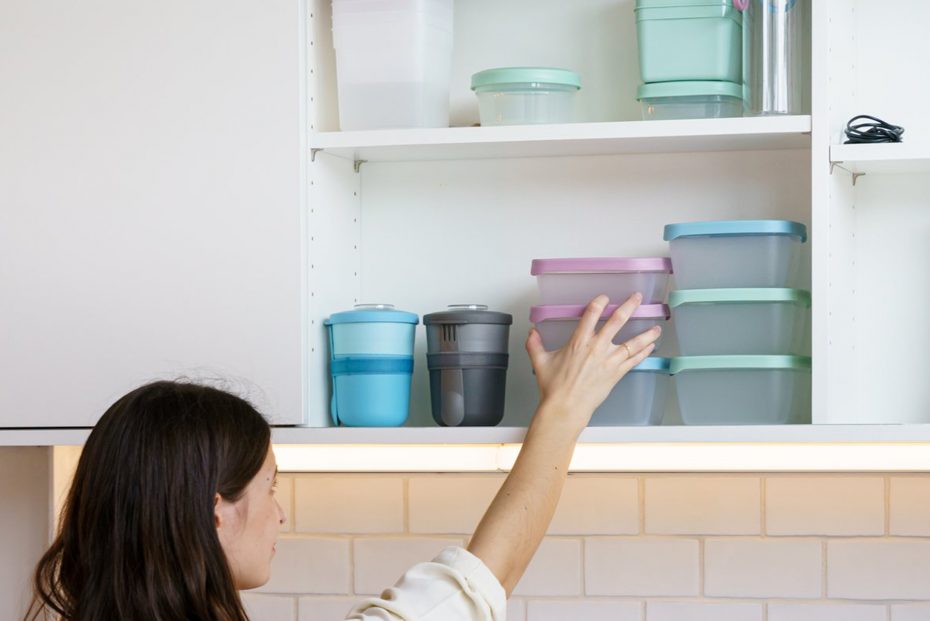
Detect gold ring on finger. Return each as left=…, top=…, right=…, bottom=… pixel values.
left=622, top=343, right=633, bottom=358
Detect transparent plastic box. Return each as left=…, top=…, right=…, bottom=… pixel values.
left=531, top=304, right=670, bottom=353
left=471, top=67, right=581, bottom=126
left=672, top=356, right=811, bottom=425
left=664, top=220, right=808, bottom=289
left=671, top=289, right=810, bottom=355
left=531, top=257, right=673, bottom=305
left=637, top=81, right=743, bottom=120
left=590, top=358, right=671, bottom=426
left=332, top=0, right=453, bottom=130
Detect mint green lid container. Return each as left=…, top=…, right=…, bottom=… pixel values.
left=670, top=288, right=811, bottom=355
left=470, top=67, right=582, bottom=126
left=637, top=81, right=743, bottom=120
left=671, top=355, right=812, bottom=425
left=635, top=0, right=742, bottom=84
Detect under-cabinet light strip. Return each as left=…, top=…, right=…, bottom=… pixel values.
left=273, top=443, right=930, bottom=472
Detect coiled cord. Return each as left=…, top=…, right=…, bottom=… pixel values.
left=844, top=115, right=905, bottom=144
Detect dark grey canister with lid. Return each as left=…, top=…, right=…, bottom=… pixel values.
left=423, top=305, right=513, bottom=426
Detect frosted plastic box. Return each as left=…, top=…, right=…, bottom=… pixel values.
left=531, top=304, right=670, bottom=354
left=590, top=357, right=671, bottom=426
left=670, top=288, right=810, bottom=355
left=332, top=0, right=453, bottom=130
left=664, top=220, right=808, bottom=289
left=532, top=257, right=673, bottom=305
left=671, top=356, right=812, bottom=425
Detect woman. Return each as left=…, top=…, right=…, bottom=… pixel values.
left=26, top=293, right=658, bottom=621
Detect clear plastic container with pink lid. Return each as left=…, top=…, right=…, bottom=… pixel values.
left=531, top=257, right=673, bottom=305
left=530, top=303, right=671, bottom=353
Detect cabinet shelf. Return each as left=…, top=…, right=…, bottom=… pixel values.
left=6, top=424, right=930, bottom=446
left=830, top=143, right=930, bottom=175
left=310, top=116, right=812, bottom=164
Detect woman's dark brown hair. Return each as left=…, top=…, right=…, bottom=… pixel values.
left=26, top=380, right=271, bottom=621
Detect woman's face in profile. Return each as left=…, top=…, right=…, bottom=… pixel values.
left=215, top=445, right=286, bottom=589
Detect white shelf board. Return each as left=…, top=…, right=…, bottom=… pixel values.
left=310, top=116, right=812, bottom=164
left=6, top=423, right=930, bottom=447
left=831, top=142, right=930, bottom=175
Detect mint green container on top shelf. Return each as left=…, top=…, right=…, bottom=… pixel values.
left=635, top=0, right=742, bottom=84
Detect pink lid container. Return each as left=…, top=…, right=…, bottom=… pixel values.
left=531, top=257, right=673, bottom=275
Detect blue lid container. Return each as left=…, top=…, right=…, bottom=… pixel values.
left=663, top=220, right=808, bottom=242
left=325, top=304, right=419, bottom=356
left=329, top=356, right=414, bottom=427
left=325, top=305, right=419, bottom=427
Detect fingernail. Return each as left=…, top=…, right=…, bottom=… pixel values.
left=634, top=292, right=643, bottom=301
left=653, top=325, right=662, bottom=333
left=595, top=294, right=609, bottom=306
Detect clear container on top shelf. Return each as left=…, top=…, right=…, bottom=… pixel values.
left=332, top=0, right=454, bottom=130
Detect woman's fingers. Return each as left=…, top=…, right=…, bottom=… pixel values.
left=573, top=294, right=609, bottom=345
left=525, top=327, right=548, bottom=370
left=619, top=342, right=656, bottom=374
left=613, top=325, right=662, bottom=363
left=596, top=292, right=643, bottom=346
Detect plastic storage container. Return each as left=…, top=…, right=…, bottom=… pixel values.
left=664, top=220, right=808, bottom=289
left=738, top=0, right=805, bottom=115
left=325, top=304, right=419, bottom=426
left=531, top=257, right=673, bottom=305
left=637, top=81, right=743, bottom=120
left=332, top=0, right=453, bottom=130
left=427, top=353, right=509, bottom=427
left=671, top=355, right=811, bottom=425
left=471, top=67, right=581, bottom=126
left=530, top=304, right=670, bottom=353
left=591, top=357, right=672, bottom=426
left=635, top=0, right=742, bottom=83
left=424, top=305, right=513, bottom=427
left=670, top=288, right=810, bottom=355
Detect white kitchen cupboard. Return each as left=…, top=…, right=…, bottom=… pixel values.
left=2, top=0, right=929, bottom=443
left=0, top=0, right=305, bottom=426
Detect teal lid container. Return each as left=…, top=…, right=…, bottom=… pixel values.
left=635, top=0, right=742, bottom=84
left=470, top=67, right=582, bottom=92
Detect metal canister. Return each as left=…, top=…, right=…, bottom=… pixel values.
left=738, top=0, right=804, bottom=115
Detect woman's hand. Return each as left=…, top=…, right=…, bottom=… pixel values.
left=525, top=292, right=661, bottom=434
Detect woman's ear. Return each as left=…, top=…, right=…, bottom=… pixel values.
left=214, top=493, right=223, bottom=529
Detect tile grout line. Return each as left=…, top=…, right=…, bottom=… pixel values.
left=403, top=477, right=410, bottom=534
left=821, top=539, right=828, bottom=601
left=761, top=477, right=767, bottom=537
left=884, top=475, right=891, bottom=536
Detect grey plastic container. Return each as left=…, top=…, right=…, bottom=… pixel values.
left=427, top=352, right=508, bottom=427
left=424, top=306, right=513, bottom=427
left=672, top=355, right=811, bottom=425
left=590, top=357, right=671, bottom=426
left=670, top=288, right=811, bottom=355
left=424, top=305, right=512, bottom=353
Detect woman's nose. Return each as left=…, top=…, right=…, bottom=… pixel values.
left=276, top=498, right=287, bottom=525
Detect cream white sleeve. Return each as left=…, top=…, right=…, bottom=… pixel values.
left=344, top=546, right=506, bottom=621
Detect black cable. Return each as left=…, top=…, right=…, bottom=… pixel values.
left=844, top=115, right=904, bottom=144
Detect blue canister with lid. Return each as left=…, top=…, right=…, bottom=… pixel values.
left=663, top=219, right=808, bottom=289
left=324, top=304, right=419, bottom=427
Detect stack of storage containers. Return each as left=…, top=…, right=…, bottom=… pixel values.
left=325, top=304, right=419, bottom=427
left=635, top=0, right=744, bottom=119
left=529, top=258, right=674, bottom=426
left=423, top=305, right=513, bottom=427
left=664, top=220, right=812, bottom=425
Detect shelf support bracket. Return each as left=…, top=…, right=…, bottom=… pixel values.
left=311, top=148, right=323, bottom=162
left=829, top=161, right=864, bottom=186
left=353, top=159, right=367, bottom=174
